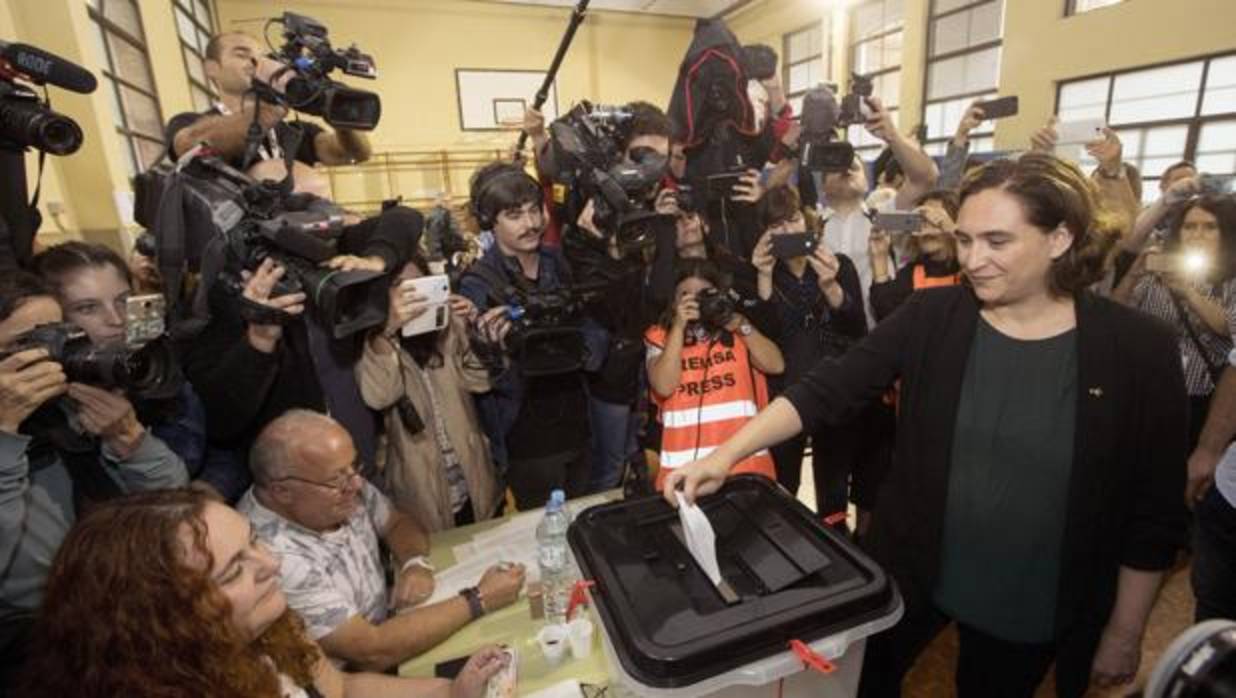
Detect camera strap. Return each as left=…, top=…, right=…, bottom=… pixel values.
left=1168, top=289, right=1226, bottom=384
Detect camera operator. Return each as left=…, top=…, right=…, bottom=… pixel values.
left=30, top=241, right=248, bottom=500
left=1187, top=356, right=1236, bottom=623
left=750, top=185, right=865, bottom=515
left=566, top=103, right=678, bottom=491
left=166, top=32, right=370, bottom=174
left=818, top=97, right=939, bottom=328
left=459, top=162, right=607, bottom=509
left=0, top=271, right=187, bottom=687
left=1113, top=195, right=1236, bottom=448
left=645, top=260, right=783, bottom=490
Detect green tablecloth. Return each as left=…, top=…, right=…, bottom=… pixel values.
left=398, top=495, right=616, bottom=695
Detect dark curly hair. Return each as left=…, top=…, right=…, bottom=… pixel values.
left=959, top=152, right=1122, bottom=296
left=1162, top=194, right=1236, bottom=281
left=20, top=489, right=320, bottom=698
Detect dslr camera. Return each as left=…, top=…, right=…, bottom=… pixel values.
left=0, top=296, right=179, bottom=400
left=215, top=173, right=390, bottom=340
left=838, top=72, right=875, bottom=129
left=550, top=101, right=672, bottom=257
left=260, top=12, right=381, bottom=131
left=696, top=287, right=736, bottom=332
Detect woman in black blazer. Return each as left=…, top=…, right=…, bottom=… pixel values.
left=664, top=153, right=1188, bottom=698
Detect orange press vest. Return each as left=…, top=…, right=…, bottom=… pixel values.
left=645, top=325, right=776, bottom=489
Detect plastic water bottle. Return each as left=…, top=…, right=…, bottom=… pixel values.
left=536, top=489, right=572, bottom=625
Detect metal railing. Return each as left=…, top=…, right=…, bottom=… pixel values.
left=322, top=147, right=529, bottom=214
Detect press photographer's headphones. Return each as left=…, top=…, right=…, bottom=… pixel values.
left=469, top=166, right=540, bottom=230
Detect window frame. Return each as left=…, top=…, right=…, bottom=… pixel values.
left=782, top=21, right=829, bottom=117
left=87, top=0, right=167, bottom=175
left=920, top=0, right=1005, bottom=152
left=1065, top=0, right=1128, bottom=17
left=848, top=0, right=905, bottom=160
left=1054, top=51, right=1236, bottom=198
left=173, top=0, right=219, bottom=112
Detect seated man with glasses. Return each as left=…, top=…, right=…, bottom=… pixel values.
left=237, top=409, right=526, bottom=671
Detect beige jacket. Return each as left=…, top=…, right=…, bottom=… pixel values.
left=356, top=319, right=501, bottom=531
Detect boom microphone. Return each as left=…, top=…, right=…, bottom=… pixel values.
left=0, top=40, right=97, bottom=94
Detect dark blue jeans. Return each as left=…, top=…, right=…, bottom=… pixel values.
left=1192, top=486, right=1236, bottom=622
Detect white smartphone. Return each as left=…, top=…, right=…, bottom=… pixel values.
left=1055, top=117, right=1106, bottom=146
left=399, top=274, right=451, bottom=337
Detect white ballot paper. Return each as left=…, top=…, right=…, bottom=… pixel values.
left=675, top=491, right=722, bottom=586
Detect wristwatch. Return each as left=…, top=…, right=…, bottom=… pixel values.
left=737, top=322, right=754, bottom=337
left=459, top=586, right=485, bottom=620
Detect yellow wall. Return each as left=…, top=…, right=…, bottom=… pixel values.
left=999, top=0, right=1236, bottom=149
left=214, top=0, right=694, bottom=151
left=727, top=0, right=1236, bottom=152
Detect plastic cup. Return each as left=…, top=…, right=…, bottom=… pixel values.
left=567, top=618, right=594, bottom=660
left=536, top=623, right=569, bottom=666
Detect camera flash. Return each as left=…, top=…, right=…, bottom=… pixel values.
left=1182, top=250, right=1210, bottom=276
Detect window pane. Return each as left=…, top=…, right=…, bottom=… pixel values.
left=807, top=60, right=822, bottom=89
left=934, top=0, right=974, bottom=14
left=808, top=24, right=824, bottom=57
left=789, top=62, right=811, bottom=94
left=970, top=1, right=1004, bottom=46
left=963, top=46, right=1000, bottom=93
left=1197, top=120, right=1236, bottom=174
left=932, top=12, right=969, bottom=56
left=788, top=29, right=809, bottom=63
left=923, top=141, right=947, bottom=156
left=174, top=7, right=197, bottom=42
left=134, top=136, right=165, bottom=171
left=1142, top=125, right=1189, bottom=157
left=1058, top=77, right=1109, bottom=121
left=102, top=0, right=142, bottom=38
left=194, top=0, right=213, bottom=27
left=1109, top=61, right=1203, bottom=124
left=788, top=94, right=804, bottom=117
left=1203, top=55, right=1236, bottom=116
left=971, top=135, right=994, bottom=153
left=197, top=28, right=211, bottom=55
left=181, top=46, right=203, bottom=83
left=874, top=70, right=900, bottom=108
left=883, top=30, right=903, bottom=68
left=928, top=55, right=965, bottom=100
left=854, top=3, right=885, bottom=40
left=119, top=85, right=163, bottom=139
left=108, top=34, right=154, bottom=90
left=853, top=39, right=883, bottom=75
left=1073, top=0, right=1126, bottom=13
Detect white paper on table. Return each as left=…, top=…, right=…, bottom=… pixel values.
left=675, top=491, right=722, bottom=586
left=522, top=680, right=583, bottom=698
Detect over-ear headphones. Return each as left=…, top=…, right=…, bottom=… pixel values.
left=469, top=166, right=539, bottom=230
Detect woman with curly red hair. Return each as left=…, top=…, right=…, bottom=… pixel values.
left=20, top=489, right=506, bottom=697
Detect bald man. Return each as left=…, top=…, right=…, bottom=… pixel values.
left=237, top=410, right=525, bottom=671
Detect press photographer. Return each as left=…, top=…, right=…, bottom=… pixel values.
left=165, top=16, right=374, bottom=175
left=0, top=39, right=95, bottom=270
left=458, top=162, right=607, bottom=509
left=0, top=272, right=187, bottom=688
left=552, top=100, right=677, bottom=491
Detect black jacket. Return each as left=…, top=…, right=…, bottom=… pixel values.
left=783, top=286, right=1187, bottom=655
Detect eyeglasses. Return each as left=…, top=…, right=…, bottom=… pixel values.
left=268, top=462, right=362, bottom=495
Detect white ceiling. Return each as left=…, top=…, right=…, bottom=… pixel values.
left=478, top=0, right=748, bottom=19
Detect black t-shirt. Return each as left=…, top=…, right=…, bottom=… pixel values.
left=165, top=107, right=323, bottom=170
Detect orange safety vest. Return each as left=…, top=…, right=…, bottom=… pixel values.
left=645, top=325, right=776, bottom=489
left=912, top=264, right=962, bottom=291
left=883, top=264, right=963, bottom=409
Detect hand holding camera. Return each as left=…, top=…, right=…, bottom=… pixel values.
left=751, top=232, right=776, bottom=278
left=385, top=283, right=431, bottom=337
left=242, top=259, right=307, bottom=354
left=474, top=306, right=514, bottom=348
left=806, top=245, right=841, bottom=290
left=0, top=348, right=67, bottom=433
left=731, top=169, right=764, bottom=204
left=672, top=293, right=701, bottom=332
left=66, top=382, right=145, bottom=459
left=1087, top=127, right=1124, bottom=176
left=863, top=96, right=898, bottom=144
